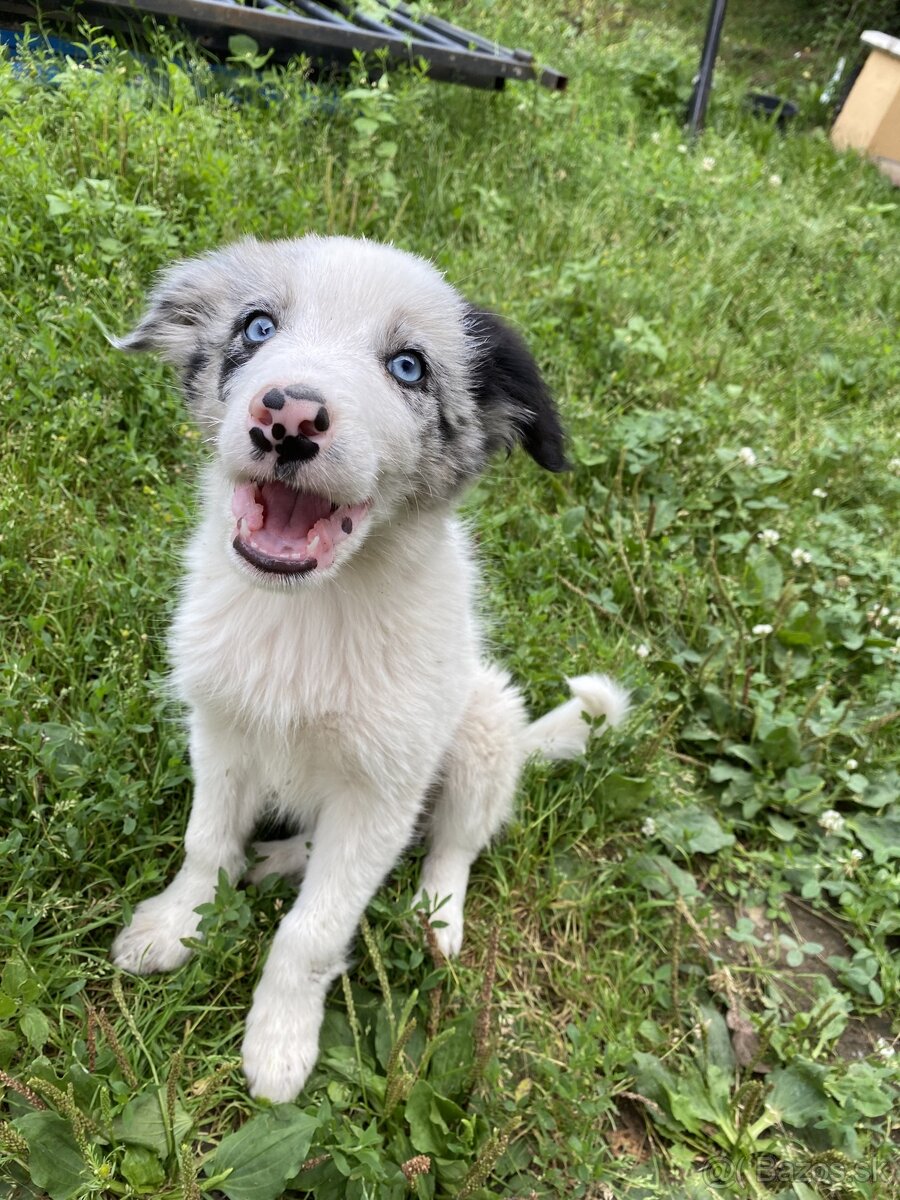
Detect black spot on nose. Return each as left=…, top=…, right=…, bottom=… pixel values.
left=341, top=517, right=353, bottom=534
left=263, top=389, right=285, bottom=410
left=277, top=435, right=319, bottom=464
left=314, top=406, right=330, bottom=433
left=285, top=385, right=326, bottom=405
left=249, top=428, right=272, bottom=453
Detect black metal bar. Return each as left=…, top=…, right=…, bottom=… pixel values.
left=370, top=0, right=461, bottom=50
left=100, top=0, right=548, bottom=84
left=686, top=0, right=728, bottom=135
left=254, top=0, right=303, bottom=14
left=290, top=0, right=355, bottom=26
left=1, top=0, right=566, bottom=88
left=327, top=0, right=398, bottom=39
left=393, top=0, right=513, bottom=58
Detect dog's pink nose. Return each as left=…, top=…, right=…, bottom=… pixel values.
left=248, top=385, right=334, bottom=465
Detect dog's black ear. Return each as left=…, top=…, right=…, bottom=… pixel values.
left=465, top=307, right=570, bottom=472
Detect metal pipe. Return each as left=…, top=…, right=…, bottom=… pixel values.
left=686, top=0, right=728, bottom=135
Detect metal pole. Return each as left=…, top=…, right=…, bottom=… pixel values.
left=686, top=0, right=728, bottom=136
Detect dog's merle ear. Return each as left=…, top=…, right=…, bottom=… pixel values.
left=465, top=307, right=570, bottom=472
left=113, top=255, right=223, bottom=368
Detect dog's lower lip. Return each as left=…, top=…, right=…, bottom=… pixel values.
left=232, top=537, right=318, bottom=576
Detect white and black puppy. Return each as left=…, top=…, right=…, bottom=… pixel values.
left=111, top=236, right=629, bottom=1102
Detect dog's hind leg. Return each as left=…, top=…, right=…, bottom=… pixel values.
left=415, top=664, right=528, bottom=959
left=416, top=669, right=631, bottom=958
left=246, top=833, right=311, bottom=885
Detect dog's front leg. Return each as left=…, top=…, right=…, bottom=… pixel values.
left=242, top=793, right=418, bottom=1102
left=112, top=715, right=257, bottom=975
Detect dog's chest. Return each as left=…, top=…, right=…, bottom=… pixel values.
left=169, top=543, right=476, bottom=762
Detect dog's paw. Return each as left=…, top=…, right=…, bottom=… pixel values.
left=242, top=985, right=323, bottom=1102
left=430, top=904, right=465, bottom=960
left=111, top=896, right=199, bottom=975
left=244, top=834, right=310, bottom=886
left=414, top=887, right=465, bottom=960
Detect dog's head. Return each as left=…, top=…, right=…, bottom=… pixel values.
left=118, top=236, right=568, bottom=586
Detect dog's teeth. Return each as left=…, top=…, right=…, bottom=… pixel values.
left=307, top=535, right=320, bottom=556
left=239, top=518, right=251, bottom=539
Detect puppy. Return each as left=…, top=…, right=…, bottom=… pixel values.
left=111, top=236, right=629, bottom=1102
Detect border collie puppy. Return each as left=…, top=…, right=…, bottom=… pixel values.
left=112, top=236, right=629, bottom=1101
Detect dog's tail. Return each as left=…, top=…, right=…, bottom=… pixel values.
left=520, top=674, right=631, bottom=761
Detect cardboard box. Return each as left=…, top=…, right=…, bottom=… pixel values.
left=831, top=31, right=900, bottom=181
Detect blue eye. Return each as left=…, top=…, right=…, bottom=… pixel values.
left=243, top=313, right=277, bottom=344
left=387, top=350, right=425, bottom=385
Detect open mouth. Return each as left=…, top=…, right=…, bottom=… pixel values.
left=231, top=480, right=370, bottom=576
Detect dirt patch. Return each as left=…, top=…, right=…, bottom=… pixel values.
left=604, top=1097, right=651, bottom=1165
left=707, top=894, right=894, bottom=1065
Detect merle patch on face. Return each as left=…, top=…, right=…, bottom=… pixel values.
left=182, top=348, right=209, bottom=402
left=218, top=307, right=281, bottom=400
left=436, top=401, right=456, bottom=444
left=220, top=342, right=254, bottom=400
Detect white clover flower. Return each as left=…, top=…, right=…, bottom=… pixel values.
left=635, top=643, right=651, bottom=659
left=752, top=623, right=774, bottom=636
left=791, top=547, right=812, bottom=566
left=677, top=143, right=688, bottom=154
left=768, top=173, right=782, bottom=187
left=889, top=614, right=900, bottom=628
left=840, top=847, right=864, bottom=875
left=701, top=156, right=716, bottom=171
left=651, top=131, right=662, bottom=145
left=737, top=446, right=758, bottom=467
left=641, top=817, right=657, bottom=837
left=888, top=457, right=900, bottom=474
left=758, top=528, right=780, bottom=547
left=671, top=435, right=683, bottom=446
left=812, top=487, right=828, bottom=499
left=876, top=1037, right=896, bottom=1060
left=818, top=809, right=845, bottom=835
left=846, top=758, right=859, bottom=771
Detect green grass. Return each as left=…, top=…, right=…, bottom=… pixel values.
left=1, top=2, right=899, bottom=1197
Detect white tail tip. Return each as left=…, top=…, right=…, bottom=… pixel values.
left=521, top=673, right=631, bottom=761
left=566, top=673, right=631, bottom=729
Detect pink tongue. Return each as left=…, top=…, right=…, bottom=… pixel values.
left=259, top=483, right=331, bottom=536
left=232, top=483, right=332, bottom=557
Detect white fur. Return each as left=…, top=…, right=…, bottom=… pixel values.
left=520, top=674, right=631, bottom=760
left=111, top=236, right=629, bottom=1102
